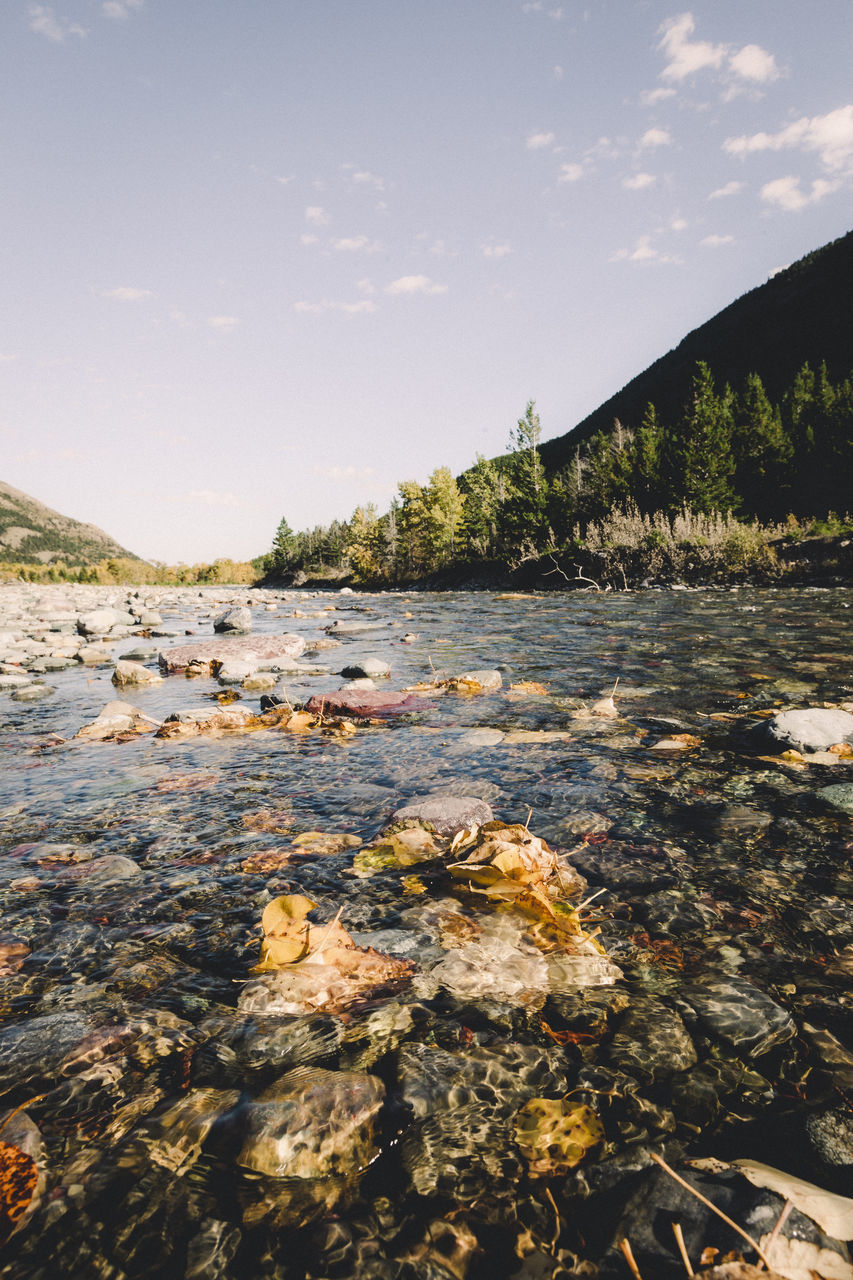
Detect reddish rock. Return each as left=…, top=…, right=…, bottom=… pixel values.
left=158, top=633, right=305, bottom=674
left=305, top=689, right=428, bottom=718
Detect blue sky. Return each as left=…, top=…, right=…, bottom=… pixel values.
left=2, top=1, right=852, bottom=563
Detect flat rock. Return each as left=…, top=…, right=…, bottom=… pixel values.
left=75, top=699, right=162, bottom=741
left=159, top=633, right=305, bottom=674
left=607, top=996, right=697, bottom=1079
left=392, top=793, right=494, bottom=836
left=323, top=619, right=388, bottom=637
left=305, top=689, right=427, bottom=718
left=77, top=607, right=119, bottom=636
left=819, top=782, right=853, bottom=814
left=11, top=683, right=55, bottom=702
left=761, top=707, right=853, bottom=753
left=454, top=669, right=503, bottom=691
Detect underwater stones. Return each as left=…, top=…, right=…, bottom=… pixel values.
left=0, top=1011, right=95, bottom=1090
left=10, top=683, right=55, bottom=702
left=158, top=633, right=305, bottom=674
left=213, top=605, right=252, bottom=634
left=760, top=707, right=853, bottom=753
left=392, top=793, right=494, bottom=836
left=144, top=1088, right=240, bottom=1175
left=304, top=688, right=427, bottom=718
left=196, top=1012, right=344, bottom=1084
left=237, top=1067, right=384, bottom=1178
left=452, top=669, right=503, bottom=692
left=681, top=975, right=795, bottom=1057
left=819, top=782, right=853, bottom=814
left=323, top=619, right=388, bottom=636
left=606, top=997, right=697, bottom=1079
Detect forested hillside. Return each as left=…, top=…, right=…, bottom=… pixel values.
left=0, top=481, right=138, bottom=566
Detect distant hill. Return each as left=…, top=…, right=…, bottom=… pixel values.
left=0, top=481, right=139, bottom=565
left=539, top=228, right=853, bottom=472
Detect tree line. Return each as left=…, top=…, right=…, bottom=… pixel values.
left=266, top=359, right=853, bottom=584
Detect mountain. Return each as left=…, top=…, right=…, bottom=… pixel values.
left=0, top=481, right=139, bottom=565
left=539, top=228, right=853, bottom=473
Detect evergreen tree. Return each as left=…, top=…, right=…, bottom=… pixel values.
left=633, top=403, right=665, bottom=512
left=732, top=372, right=791, bottom=519
left=269, top=517, right=297, bottom=572
left=423, top=467, right=466, bottom=567
left=502, top=400, right=549, bottom=551
left=459, top=454, right=504, bottom=558
left=664, top=362, right=736, bottom=513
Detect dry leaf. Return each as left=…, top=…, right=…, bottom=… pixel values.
left=0, top=1140, right=37, bottom=1236
left=513, top=1099, right=603, bottom=1176
left=649, top=733, right=701, bottom=751
left=508, top=681, right=550, bottom=697
left=732, top=1159, right=853, bottom=1240
left=289, top=832, right=362, bottom=856
left=759, top=1233, right=853, bottom=1280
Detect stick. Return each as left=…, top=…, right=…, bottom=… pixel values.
left=544, top=1186, right=561, bottom=1257
left=648, top=1152, right=772, bottom=1270
left=618, top=1238, right=644, bottom=1280
left=671, top=1223, right=694, bottom=1276
left=760, top=1197, right=793, bottom=1270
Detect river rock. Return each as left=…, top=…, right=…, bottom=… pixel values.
left=454, top=669, right=503, bottom=692
left=135, top=609, right=163, bottom=627
left=819, top=782, right=853, bottom=814
left=75, top=699, right=162, bottom=740
left=606, top=996, right=697, bottom=1079
left=304, top=689, right=427, bottom=718
left=0, top=672, right=36, bottom=689
left=216, top=659, right=258, bottom=685
left=111, top=659, right=163, bottom=687
left=681, top=975, right=795, bottom=1057
left=323, top=619, right=387, bottom=636
left=0, top=1011, right=95, bottom=1089
left=159, top=633, right=305, bottom=674
left=237, top=1067, right=385, bottom=1178
left=11, top=683, right=56, bottom=702
left=77, top=607, right=118, bottom=636
left=392, top=793, right=494, bottom=835
left=214, top=606, right=252, bottom=634
left=340, top=658, right=391, bottom=679
left=760, top=707, right=853, bottom=753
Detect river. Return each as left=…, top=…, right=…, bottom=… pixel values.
left=0, top=584, right=851, bottom=1278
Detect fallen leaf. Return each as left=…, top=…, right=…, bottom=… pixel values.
left=732, top=1159, right=853, bottom=1240
left=508, top=681, right=550, bottom=697
left=242, top=809, right=294, bottom=834
left=649, top=733, right=701, bottom=752
left=289, top=831, right=363, bottom=856
left=759, top=1232, right=853, bottom=1280
left=513, top=1099, right=603, bottom=1176
left=0, top=1140, right=37, bottom=1236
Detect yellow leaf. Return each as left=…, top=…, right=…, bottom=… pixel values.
left=513, top=1099, right=603, bottom=1176
left=0, top=1139, right=37, bottom=1237
left=509, top=681, right=550, bottom=696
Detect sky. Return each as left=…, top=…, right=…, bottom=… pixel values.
left=2, top=1, right=853, bottom=565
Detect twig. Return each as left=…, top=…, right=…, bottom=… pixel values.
left=524, top=807, right=533, bottom=832
left=761, top=1197, right=793, bottom=1270
left=648, top=1152, right=772, bottom=1270
left=303, top=906, right=344, bottom=961
left=671, top=1223, right=694, bottom=1276
left=0, top=1094, right=48, bottom=1136
left=544, top=1186, right=561, bottom=1257
left=619, top=1237, right=644, bottom=1280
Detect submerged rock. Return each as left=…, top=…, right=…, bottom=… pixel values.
left=340, top=658, right=391, bottom=679
left=158, top=633, right=305, bottom=674
left=681, top=975, right=795, bottom=1057
left=304, top=688, right=427, bottom=718
left=237, top=1066, right=384, bottom=1178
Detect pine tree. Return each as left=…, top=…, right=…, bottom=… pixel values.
left=270, top=517, right=297, bottom=572
left=732, top=372, right=791, bottom=519
left=665, top=362, right=736, bottom=513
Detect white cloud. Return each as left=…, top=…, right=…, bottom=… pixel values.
left=700, top=233, right=734, bottom=247
left=527, top=131, right=556, bottom=150
left=708, top=180, right=743, bottom=199
left=172, top=490, right=241, bottom=508
left=728, top=43, right=779, bottom=84
left=671, top=216, right=688, bottom=231
left=521, top=2, right=563, bottom=19
left=482, top=243, right=512, bottom=258
left=293, top=299, right=377, bottom=315
left=0, top=354, right=18, bottom=363
left=658, top=13, right=726, bottom=82
left=28, top=4, right=85, bottom=41
left=385, top=275, right=448, bottom=296
left=304, top=206, right=330, bottom=226
left=724, top=105, right=853, bottom=173
left=351, top=170, right=385, bottom=190
left=299, top=233, right=319, bottom=246
left=331, top=235, right=381, bottom=253
left=557, top=162, right=585, bottom=183
left=102, top=0, right=143, bottom=18
left=640, top=87, right=677, bottom=106
left=553, top=65, right=564, bottom=81
left=207, top=315, right=240, bottom=329
left=760, top=175, right=839, bottom=212
left=356, top=279, right=376, bottom=295
left=623, top=172, right=656, bottom=190
left=101, top=286, right=152, bottom=301
left=657, top=13, right=778, bottom=92
left=611, top=235, right=681, bottom=265
left=640, top=127, right=672, bottom=148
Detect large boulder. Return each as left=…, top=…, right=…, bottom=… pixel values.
left=759, top=708, right=853, bottom=753
left=77, top=607, right=119, bottom=636
left=112, top=659, right=163, bottom=687
left=158, top=634, right=305, bottom=674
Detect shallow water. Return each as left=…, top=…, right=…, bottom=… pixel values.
left=0, top=586, right=851, bottom=1278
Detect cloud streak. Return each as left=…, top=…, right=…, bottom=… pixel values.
left=724, top=105, right=853, bottom=173
left=384, top=275, right=448, bottom=296
left=28, top=4, right=85, bottom=42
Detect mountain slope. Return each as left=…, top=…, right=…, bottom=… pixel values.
left=539, top=228, right=853, bottom=473
left=0, top=481, right=139, bottom=565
